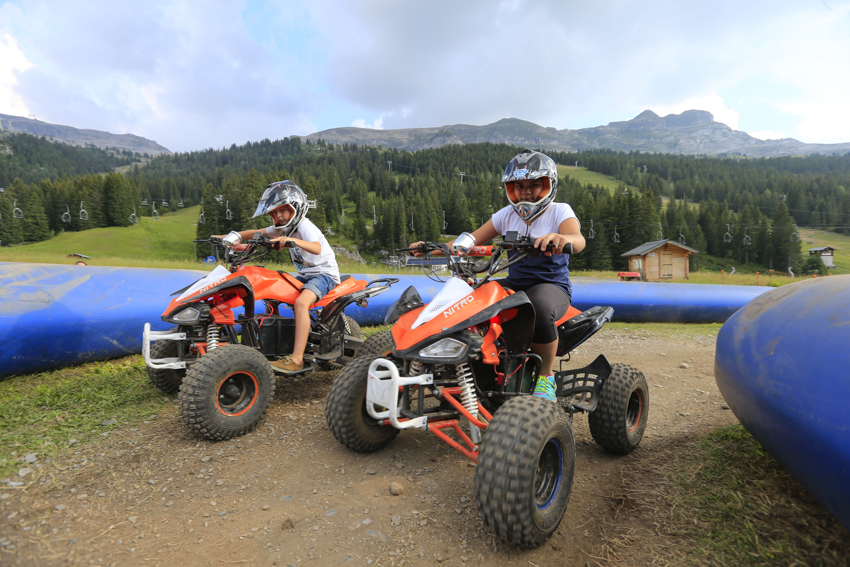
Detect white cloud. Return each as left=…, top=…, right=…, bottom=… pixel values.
left=747, top=130, right=787, bottom=141
left=650, top=93, right=740, bottom=130
left=0, top=33, right=33, bottom=117
left=351, top=116, right=384, bottom=129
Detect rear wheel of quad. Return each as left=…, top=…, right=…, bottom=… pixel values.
left=588, top=363, right=648, bottom=454
left=147, top=339, right=186, bottom=394
left=178, top=345, right=275, bottom=441
left=319, top=316, right=364, bottom=370
left=475, top=396, right=576, bottom=548
left=358, top=329, right=394, bottom=357
left=326, top=354, right=399, bottom=452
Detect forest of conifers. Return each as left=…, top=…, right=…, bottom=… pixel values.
left=1, top=131, right=849, bottom=272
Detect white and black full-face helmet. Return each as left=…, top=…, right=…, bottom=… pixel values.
left=501, top=150, right=558, bottom=222
left=252, top=180, right=308, bottom=236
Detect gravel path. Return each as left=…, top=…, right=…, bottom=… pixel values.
left=0, top=327, right=735, bottom=566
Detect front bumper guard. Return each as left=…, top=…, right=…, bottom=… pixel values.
left=142, top=323, right=187, bottom=370
left=366, top=358, right=433, bottom=430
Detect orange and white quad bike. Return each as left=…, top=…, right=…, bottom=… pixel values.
left=325, top=232, right=648, bottom=547
left=142, top=234, right=396, bottom=440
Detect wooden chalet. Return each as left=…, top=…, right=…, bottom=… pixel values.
left=620, top=240, right=699, bottom=281
left=807, top=246, right=837, bottom=268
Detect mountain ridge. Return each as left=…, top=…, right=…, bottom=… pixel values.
left=0, top=113, right=171, bottom=155
left=301, top=110, right=850, bottom=157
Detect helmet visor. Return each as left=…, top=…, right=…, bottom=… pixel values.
left=253, top=186, right=282, bottom=218
left=502, top=161, right=531, bottom=183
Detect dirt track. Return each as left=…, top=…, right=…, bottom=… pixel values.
left=0, top=327, right=734, bottom=566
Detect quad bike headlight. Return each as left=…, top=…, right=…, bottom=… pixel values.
left=168, top=303, right=210, bottom=325
left=419, top=338, right=467, bottom=359
left=171, top=306, right=202, bottom=324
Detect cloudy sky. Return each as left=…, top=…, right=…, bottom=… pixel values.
left=1, top=0, right=849, bottom=153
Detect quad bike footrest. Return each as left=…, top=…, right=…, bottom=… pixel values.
left=366, top=358, right=433, bottom=430
left=142, top=323, right=187, bottom=370
left=554, top=354, right=612, bottom=412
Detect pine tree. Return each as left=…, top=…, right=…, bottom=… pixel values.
left=103, top=173, right=134, bottom=227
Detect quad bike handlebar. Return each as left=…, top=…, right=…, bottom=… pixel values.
left=396, top=232, right=573, bottom=287
left=195, top=232, right=288, bottom=272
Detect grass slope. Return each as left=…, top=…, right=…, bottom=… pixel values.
left=557, top=164, right=640, bottom=194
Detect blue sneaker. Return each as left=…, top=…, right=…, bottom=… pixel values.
left=533, top=375, right=557, bottom=402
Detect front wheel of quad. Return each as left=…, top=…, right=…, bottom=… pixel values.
left=475, top=396, right=576, bottom=548
left=147, top=339, right=186, bottom=394
left=178, top=345, right=275, bottom=441
left=326, top=354, right=399, bottom=453
left=588, top=363, right=648, bottom=454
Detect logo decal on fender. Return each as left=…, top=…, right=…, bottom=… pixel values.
left=443, top=295, right=474, bottom=318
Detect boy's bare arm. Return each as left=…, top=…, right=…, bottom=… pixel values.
left=274, top=236, right=321, bottom=255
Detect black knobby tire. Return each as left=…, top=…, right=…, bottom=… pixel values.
left=178, top=345, right=275, bottom=441
left=358, top=329, right=394, bottom=357
left=319, top=316, right=365, bottom=370
left=588, top=363, right=649, bottom=454
left=325, top=354, right=399, bottom=453
left=147, top=340, right=186, bottom=394
left=475, top=396, right=576, bottom=548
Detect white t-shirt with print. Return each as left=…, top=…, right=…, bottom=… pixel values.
left=264, top=218, right=340, bottom=284
left=491, top=202, right=578, bottom=238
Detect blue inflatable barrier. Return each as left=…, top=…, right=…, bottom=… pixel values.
left=0, top=263, right=772, bottom=378
left=715, top=276, right=850, bottom=530
left=0, top=262, right=206, bottom=379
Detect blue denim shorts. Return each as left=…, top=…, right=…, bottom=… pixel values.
left=296, top=273, right=337, bottom=301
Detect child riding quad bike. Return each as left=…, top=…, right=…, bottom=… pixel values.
left=142, top=234, right=396, bottom=441
left=325, top=232, right=648, bottom=548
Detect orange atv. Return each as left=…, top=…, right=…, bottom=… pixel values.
left=325, top=232, right=648, bottom=548
left=142, top=233, right=396, bottom=440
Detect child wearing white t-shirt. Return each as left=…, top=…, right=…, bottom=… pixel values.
left=413, top=150, right=586, bottom=402
left=216, top=180, right=340, bottom=373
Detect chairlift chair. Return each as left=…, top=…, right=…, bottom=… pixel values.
left=62, top=205, right=71, bottom=223
left=225, top=201, right=232, bottom=221
left=79, top=201, right=88, bottom=221
left=151, top=201, right=159, bottom=221
left=587, top=220, right=596, bottom=240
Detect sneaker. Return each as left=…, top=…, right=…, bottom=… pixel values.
left=270, top=357, right=304, bottom=372
left=532, top=375, right=557, bottom=402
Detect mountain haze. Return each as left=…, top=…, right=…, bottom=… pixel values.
left=0, top=113, right=171, bottom=155
left=302, top=110, right=850, bottom=158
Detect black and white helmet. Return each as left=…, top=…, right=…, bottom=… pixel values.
left=252, top=180, right=308, bottom=236
left=501, top=150, right=558, bottom=222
